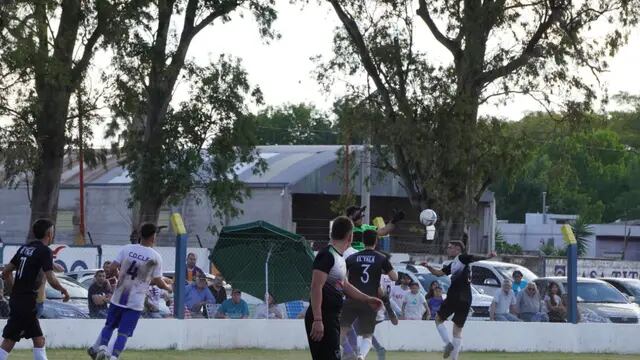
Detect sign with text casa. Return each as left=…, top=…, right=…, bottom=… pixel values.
left=545, top=258, right=640, bottom=279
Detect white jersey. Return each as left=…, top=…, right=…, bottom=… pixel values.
left=343, top=246, right=358, bottom=259
left=111, top=244, right=163, bottom=311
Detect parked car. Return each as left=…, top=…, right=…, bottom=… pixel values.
left=469, top=261, right=538, bottom=297
left=43, top=274, right=90, bottom=319
left=66, top=268, right=102, bottom=281
left=601, top=278, right=640, bottom=305
left=393, top=263, right=493, bottom=319
left=534, top=277, right=640, bottom=323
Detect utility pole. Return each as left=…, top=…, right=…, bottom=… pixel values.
left=542, top=191, right=547, bottom=224
left=77, top=94, right=86, bottom=245
left=361, top=136, right=371, bottom=225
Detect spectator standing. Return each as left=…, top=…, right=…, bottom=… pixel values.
left=186, top=253, right=204, bottom=284
left=216, top=289, right=250, bottom=319
left=184, top=275, right=216, bottom=316
left=516, top=283, right=548, bottom=322
left=209, top=277, right=227, bottom=304
left=402, top=282, right=428, bottom=320
left=390, top=274, right=411, bottom=313
left=103, top=260, right=118, bottom=289
left=512, top=270, right=528, bottom=296
left=544, top=282, right=567, bottom=322
left=255, top=292, right=284, bottom=319
left=88, top=270, right=112, bottom=319
left=490, top=279, right=520, bottom=321
left=426, top=282, right=444, bottom=320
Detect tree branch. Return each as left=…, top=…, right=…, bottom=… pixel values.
left=328, top=0, right=396, bottom=123
left=477, top=3, right=564, bottom=85
left=416, top=0, right=461, bottom=58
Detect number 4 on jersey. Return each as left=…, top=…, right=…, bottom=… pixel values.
left=126, top=261, right=138, bottom=280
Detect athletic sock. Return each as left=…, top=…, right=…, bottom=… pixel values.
left=342, top=337, right=356, bottom=356
left=99, top=326, right=115, bottom=347
left=359, top=337, right=373, bottom=358
left=436, top=323, right=451, bottom=345
left=111, top=333, right=128, bottom=358
left=371, top=335, right=383, bottom=351
left=451, top=337, right=462, bottom=360
left=33, top=347, right=47, bottom=360
left=0, top=348, right=8, bottom=360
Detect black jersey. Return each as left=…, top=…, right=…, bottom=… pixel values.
left=441, top=254, right=479, bottom=302
left=312, top=245, right=346, bottom=310
left=9, top=241, right=53, bottom=299
left=345, top=249, right=393, bottom=297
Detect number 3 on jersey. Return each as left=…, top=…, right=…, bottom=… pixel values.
left=126, top=261, right=138, bottom=280
left=360, top=264, right=371, bottom=284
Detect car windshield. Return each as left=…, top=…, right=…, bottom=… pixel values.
left=416, top=273, right=450, bottom=293
left=613, top=281, right=640, bottom=298
left=495, top=266, right=537, bottom=281
left=563, top=282, right=628, bottom=304
left=46, top=276, right=88, bottom=299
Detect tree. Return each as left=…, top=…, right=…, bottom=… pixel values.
left=322, top=0, right=639, bottom=245
left=252, top=103, right=338, bottom=145
left=107, top=0, right=277, bottom=229
left=494, top=113, right=640, bottom=224
left=0, top=0, right=140, bottom=238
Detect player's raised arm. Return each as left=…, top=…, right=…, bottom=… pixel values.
left=44, top=270, right=69, bottom=302
left=377, top=209, right=405, bottom=237
left=423, top=261, right=447, bottom=277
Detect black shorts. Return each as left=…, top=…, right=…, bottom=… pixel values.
left=340, top=299, right=377, bottom=335
left=305, top=305, right=342, bottom=360
left=437, top=296, right=471, bottom=328
left=3, top=297, right=43, bottom=342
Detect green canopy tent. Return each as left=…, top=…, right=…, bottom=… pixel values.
left=210, top=221, right=314, bottom=304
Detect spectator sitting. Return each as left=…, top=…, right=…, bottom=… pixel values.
left=0, top=279, right=9, bottom=318
left=255, top=292, right=284, bottom=319
left=216, top=289, right=249, bottom=319
left=426, top=282, right=444, bottom=320
left=88, top=270, right=112, bottom=319
left=185, top=275, right=216, bottom=316
left=512, top=270, right=528, bottom=296
left=186, top=252, right=204, bottom=284
left=516, top=282, right=548, bottom=322
left=209, top=277, right=227, bottom=304
left=401, top=282, right=428, bottom=320
left=103, top=260, right=118, bottom=289
left=490, top=279, right=521, bottom=321
left=544, top=282, right=567, bottom=322
left=145, top=278, right=173, bottom=318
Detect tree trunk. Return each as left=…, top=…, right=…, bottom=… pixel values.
left=28, top=92, right=71, bottom=241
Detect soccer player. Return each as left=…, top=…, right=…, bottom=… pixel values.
left=424, top=241, right=495, bottom=360
left=306, top=216, right=383, bottom=360
left=0, top=219, right=70, bottom=360
left=89, top=223, right=173, bottom=360
left=341, top=229, right=398, bottom=360
left=344, top=206, right=404, bottom=253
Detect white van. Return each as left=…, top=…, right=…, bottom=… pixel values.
left=469, top=261, right=538, bottom=297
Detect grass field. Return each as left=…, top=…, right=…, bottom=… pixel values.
left=4, top=349, right=639, bottom=360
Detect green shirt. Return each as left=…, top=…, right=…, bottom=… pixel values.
left=352, top=224, right=378, bottom=251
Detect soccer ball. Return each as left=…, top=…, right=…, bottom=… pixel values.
left=419, top=209, right=438, bottom=226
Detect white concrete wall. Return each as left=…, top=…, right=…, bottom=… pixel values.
left=5, top=319, right=640, bottom=354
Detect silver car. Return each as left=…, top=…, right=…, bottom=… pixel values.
left=534, top=277, right=640, bottom=323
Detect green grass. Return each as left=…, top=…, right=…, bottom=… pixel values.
left=4, top=349, right=639, bottom=360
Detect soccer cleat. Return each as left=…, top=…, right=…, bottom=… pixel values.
left=95, top=346, right=109, bottom=360
left=87, top=347, right=97, bottom=360
left=356, top=356, right=364, bottom=360
left=443, top=342, right=454, bottom=359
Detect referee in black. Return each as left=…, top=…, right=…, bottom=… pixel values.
left=0, top=219, right=69, bottom=360
left=306, top=216, right=383, bottom=360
